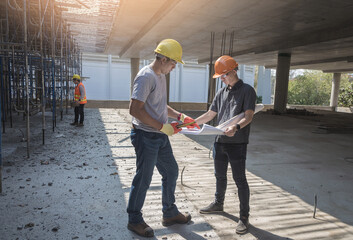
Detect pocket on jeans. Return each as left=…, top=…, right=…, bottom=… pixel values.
left=130, top=129, right=137, bottom=147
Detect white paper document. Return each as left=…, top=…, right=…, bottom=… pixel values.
left=179, top=104, right=264, bottom=135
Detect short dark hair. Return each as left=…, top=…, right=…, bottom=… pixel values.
left=155, top=53, right=173, bottom=62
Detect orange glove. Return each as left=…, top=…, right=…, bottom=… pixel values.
left=178, top=113, right=201, bottom=129
left=160, top=122, right=182, bottom=136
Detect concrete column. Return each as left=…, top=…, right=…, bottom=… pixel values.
left=274, top=53, right=291, bottom=113
left=330, top=72, right=341, bottom=111
left=130, top=58, right=140, bottom=94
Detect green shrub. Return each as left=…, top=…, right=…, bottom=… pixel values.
left=338, top=82, right=353, bottom=107
left=256, top=95, right=262, bottom=103
left=287, top=70, right=352, bottom=106
left=287, top=71, right=331, bottom=105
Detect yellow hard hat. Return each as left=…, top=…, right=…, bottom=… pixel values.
left=72, top=74, right=81, bottom=80
left=154, top=39, right=184, bottom=64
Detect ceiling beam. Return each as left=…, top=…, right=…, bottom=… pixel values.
left=265, top=56, right=353, bottom=68
left=118, top=0, right=181, bottom=58
left=75, top=0, right=90, bottom=9
left=252, top=24, right=353, bottom=55
left=56, top=2, right=82, bottom=9
left=323, top=68, right=353, bottom=73
left=198, top=19, right=353, bottom=64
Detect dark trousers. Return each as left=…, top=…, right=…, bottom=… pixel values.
left=213, top=142, right=250, bottom=218
left=74, top=104, right=84, bottom=123
left=127, top=129, right=179, bottom=224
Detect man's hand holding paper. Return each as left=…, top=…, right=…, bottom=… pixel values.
left=178, top=113, right=200, bottom=129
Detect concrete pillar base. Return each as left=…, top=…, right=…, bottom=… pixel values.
left=330, top=72, right=341, bottom=111
left=274, top=53, right=291, bottom=114
left=130, top=58, right=140, bottom=94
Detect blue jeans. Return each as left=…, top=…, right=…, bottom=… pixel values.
left=127, top=128, right=179, bottom=224
left=213, top=142, right=250, bottom=218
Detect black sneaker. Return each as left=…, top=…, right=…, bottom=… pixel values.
left=76, top=123, right=84, bottom=127
left=70, top=122, right=78, bottom=126
left=199, top=201, right=223, bottom=214
left=236, top=216, right=249, bottom=234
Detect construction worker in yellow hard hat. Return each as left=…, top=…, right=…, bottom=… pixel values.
left=126, top=39, right=198, bottom=237
left=194, top=55, right=257, bottom=234
left=70, top=74, right=87, bottom=127
left=154, top=38, right=184, bottom=64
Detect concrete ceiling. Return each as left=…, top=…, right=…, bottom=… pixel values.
left=62, top=0, right=353, bottom=72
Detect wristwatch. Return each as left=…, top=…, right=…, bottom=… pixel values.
left=236, top=124, right=241, bottom=130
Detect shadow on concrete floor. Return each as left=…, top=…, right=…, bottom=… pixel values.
left=180, top=110, right=353, bottom=237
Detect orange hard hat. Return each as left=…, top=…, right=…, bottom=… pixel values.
left=213, top=55, right=238, bottom=78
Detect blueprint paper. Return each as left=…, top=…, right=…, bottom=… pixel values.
left=179, top=123, right=225, bottom=135
left=180, top=104, right=264, bottom=135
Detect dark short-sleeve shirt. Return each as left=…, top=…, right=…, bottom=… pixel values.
left=210, top=79, right=256, bottom=144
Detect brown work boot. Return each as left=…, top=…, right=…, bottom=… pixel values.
left=70, top=122, right=78, bottom=126
left=162, top=212, right=191, bottom=227
left=76, top=123, right=84, bottom=127
left=127, top=221, right=154, bottom=237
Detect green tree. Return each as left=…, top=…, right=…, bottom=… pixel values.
left=338, top=81, right=353, bottom=107
left=287, top=70, right=351, bottom=106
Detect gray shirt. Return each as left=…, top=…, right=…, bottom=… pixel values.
left=210, top=79, right=256, bottom=144
left=79, top=85, right=85, bottom=101
left=131, top=65, right=168, bottom=133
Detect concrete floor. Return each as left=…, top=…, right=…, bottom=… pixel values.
left=0, top=108, right=353, bottom=240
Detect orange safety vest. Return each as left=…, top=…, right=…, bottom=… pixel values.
left=74, top=82, right=87, bottom=104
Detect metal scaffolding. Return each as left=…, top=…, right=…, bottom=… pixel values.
left=0, top=0, right=120, bottom=193
left=0, top=0, right=81, bottom=165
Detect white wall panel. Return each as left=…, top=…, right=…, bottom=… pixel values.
left=168, top=65, right=179, bottom=102
left=83, top=61, right=109, bottom=100
left=110, top=62, right=131, bottom=100
left=179, top=66, right=208, bottom=103
left=82, top=54, right=264, bottom=103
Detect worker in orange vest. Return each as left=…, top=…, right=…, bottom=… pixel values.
left=70, top=74, right=87, bottom=127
